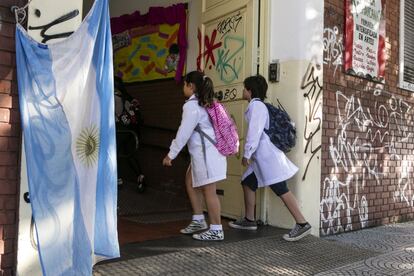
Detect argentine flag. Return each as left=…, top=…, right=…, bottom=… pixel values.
left=15, top=0, right=119, bottom=274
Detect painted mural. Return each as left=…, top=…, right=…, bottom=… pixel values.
left=113, top=24, right=182, bottom=82
left=110, top=4, right=187, bottom=82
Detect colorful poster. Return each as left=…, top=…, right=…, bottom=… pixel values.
left=113, top=24, right=182, bottom=82
left=111, top=4, right=187, bottom=83
left=345, top=0, right=386, bottom=82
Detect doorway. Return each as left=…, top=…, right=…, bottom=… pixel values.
left=89, top=0, right=201, bottom=244
left=81, top=0, right=259, bottom=244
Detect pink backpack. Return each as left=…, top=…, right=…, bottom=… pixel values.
left=195, top=101, right=239, bottom=156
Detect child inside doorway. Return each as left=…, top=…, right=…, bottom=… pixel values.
left=162, top=71, right=227, bottom=241
left=229, top=74, right=311, bottom=242
left=114, top=76, right=145, bottom=192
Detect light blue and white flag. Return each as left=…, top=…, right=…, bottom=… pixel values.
left=15, top=0, right=119, bottom=274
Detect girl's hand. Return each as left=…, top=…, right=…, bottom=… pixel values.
left=163, top=155, right=173, bottom=166
left=242, top=157, right=250, bottom=167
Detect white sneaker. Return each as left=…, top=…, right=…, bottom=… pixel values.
left=192, top=229, right=224, bottom=241
left=180, top=220, right=208, bottom=234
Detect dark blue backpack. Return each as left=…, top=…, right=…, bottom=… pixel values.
left=263, top=102, right=296, bottom=152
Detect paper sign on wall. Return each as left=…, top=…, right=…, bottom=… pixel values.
left=345, top=0, right=386, bottom=82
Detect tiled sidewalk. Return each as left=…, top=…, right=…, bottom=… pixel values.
left=94, top=222, right=411, bottom=275
left=318, top=221, right=414, bottom=275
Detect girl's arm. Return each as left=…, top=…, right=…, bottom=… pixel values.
left=167, top=103, right=200, bottom=159
left=243, top=103, right=267, bottom=159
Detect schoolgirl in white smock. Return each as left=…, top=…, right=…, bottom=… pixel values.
left=242, top=98, right=298, bottom=186
left=168, top=95, right=227, bottom=187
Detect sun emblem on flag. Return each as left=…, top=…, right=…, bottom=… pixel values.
left=76, top=125, right=100, bottom=167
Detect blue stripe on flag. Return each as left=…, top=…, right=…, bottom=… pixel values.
left=88, top=0, right=120, bottom=258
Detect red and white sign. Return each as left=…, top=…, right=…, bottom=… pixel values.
left=345, top=0, right=385, bottom=81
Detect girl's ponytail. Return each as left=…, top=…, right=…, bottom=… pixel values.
left=198, top=75, right=214, bottom=107
left=185, top=71, right=215, bottom=107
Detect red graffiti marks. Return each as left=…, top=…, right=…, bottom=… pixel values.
left=204, top=30, right=222, bottom=69
left=197, top=29, right=222, bottom=71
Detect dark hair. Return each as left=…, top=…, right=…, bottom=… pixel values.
left=169, top=43, right=180, bottom=54
left=114, top=76, right=133, bottom=103
left=243, top=74, right=268, bottom=101
left=185, top=71, right=215, bottom=107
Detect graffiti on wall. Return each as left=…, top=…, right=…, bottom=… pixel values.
left=214, top=87, right=238, bottom=101
left=216, top=11, right=243, bottom=39
left=323, top=26, right=343, bottom=77
left=215, top=35, right=245, bottom=84
left=301, top=63, right=323, bottom=180
left=320, top=89, right=414, bottom=235
left=28, top=9, right=80, bottom=43
left=197, top=10, right=246, bottom=96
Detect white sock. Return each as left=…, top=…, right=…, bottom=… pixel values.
left=209, top=224, right=222, bottom=231
left=192, top=214, right=205, bottom=221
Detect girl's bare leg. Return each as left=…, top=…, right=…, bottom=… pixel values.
left=185, top=166, right=204, bottom=215
left=202, top=183, right=221, bottom=225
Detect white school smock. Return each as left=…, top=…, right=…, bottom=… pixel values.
left=168, top=95, right=227, bottom=187
left=242, top=99, right=298, bottom=187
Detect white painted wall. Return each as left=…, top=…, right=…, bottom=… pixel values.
left=262, top=0, right=324, bottom=236
left=84, top=0, right=201, bottom=72
left=270, top=0, right=324, bottom=64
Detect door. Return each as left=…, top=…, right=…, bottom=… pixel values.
left=200, top=0, right=259, bottom=218
left=16, top=1, right=83, bottom=275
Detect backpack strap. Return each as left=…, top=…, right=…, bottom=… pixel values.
left=194, top=125, right=216, bottom=145
left=194, top=125, right=217, bottom=179
left=194, top=125, right=207, bottom=170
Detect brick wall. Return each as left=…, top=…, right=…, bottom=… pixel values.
left=0, top=0, right=23, bottom=274
left=321, top=0, right=414, bottom=235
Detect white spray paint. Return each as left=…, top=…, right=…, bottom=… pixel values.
left=323, top=26, right=343, bottom=76
left=321, top=89, right=414, bottom=235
